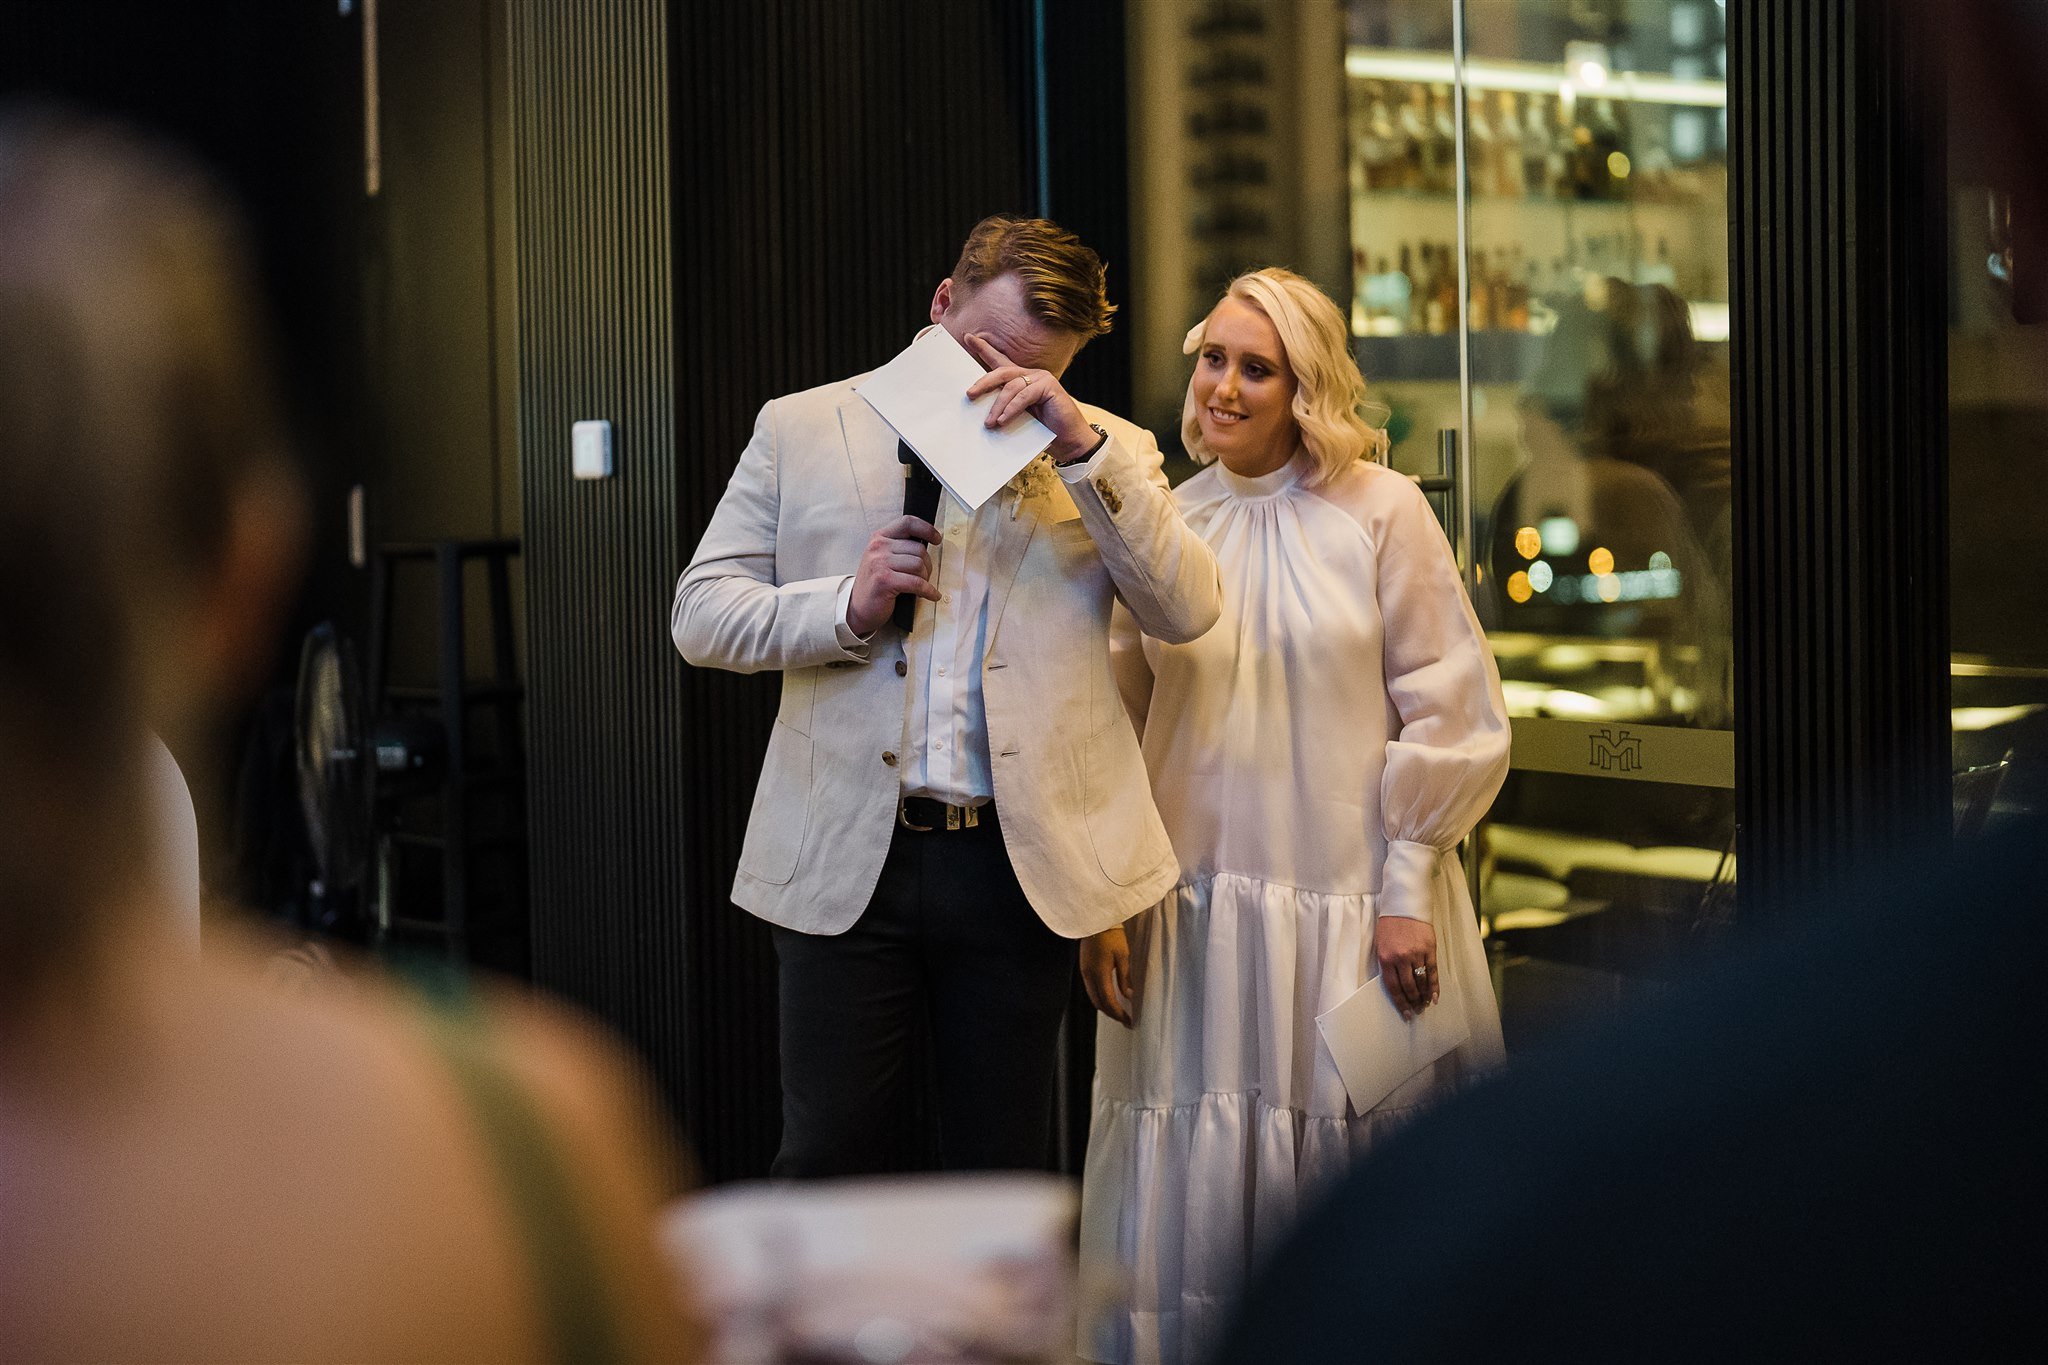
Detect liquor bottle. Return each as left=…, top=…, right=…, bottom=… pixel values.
left=1468, top=249, right=1493, bottom=331
left=1419, top=244, right=1444, bottom=334
left=1567, top=98, right=1600, bottom=199
left=1398, top=85, right=1431, bottom=191
left=1368, top=254, right=1411, bottom=335
left=1522, top=96, right=1553, bottom=199
left=1430, top=240, right=1458, bottom=334
left=1548, top=96, right=1577, bottom=199
left=1358, top=82, right=1401, bottom=193
left=1427, top=85, right=1458, bottom=194
left=1507, top=256, right=1533, bottom=331
left=1494, top=91, right=1527, bottom=197
left=1352, top=245, right=1372, bottom=334
left=1466, top=88, right=1497, bottom=198
left=1405, top=243, right=1429, bottom=333
left=1491, top=247, right=1518, bottom=330
left=1589, top=97, right=1626, bottom=198
left=1524, top=260, right=1556, bottom=333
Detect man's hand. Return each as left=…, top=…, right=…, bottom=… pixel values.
left=1080, top=925, right=1136, bottom=1027
left=847, top=514, right=942, bottom=637
left=1375, top=915, right=1440, bottom=1021
left=963, top=333, right=1099, bottom=464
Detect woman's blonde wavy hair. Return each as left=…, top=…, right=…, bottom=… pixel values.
left=1180, top=266, right=1390, bottom=485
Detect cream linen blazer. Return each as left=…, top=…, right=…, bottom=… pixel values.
left=672, top=375, right=1222, bottom=938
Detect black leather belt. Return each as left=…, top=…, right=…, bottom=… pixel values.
left=897, top=796, right=994, bottom=832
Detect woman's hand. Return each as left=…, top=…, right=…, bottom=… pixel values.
left=1080, top=925, right=1135, bottom=1027
left=962, top=333, right=1099, bottom=463
left=1376, top=915, right=1440, bottom=1020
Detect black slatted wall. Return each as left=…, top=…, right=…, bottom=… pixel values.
left=510, top=0, right=691, bottom=1109
left=1728, top=0, right=1950, bottom=910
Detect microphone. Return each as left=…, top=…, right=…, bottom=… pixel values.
left=895, top=440, right=941, bottom=631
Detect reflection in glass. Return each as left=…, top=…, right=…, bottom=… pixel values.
left=1949, top=96, right=2046, bottom=833
left=1135, top=0, right=1739, bottom=1048
left=1482, top=280, right=1730, bottom=729
left=1344, top=0, right=1734, bottom=1047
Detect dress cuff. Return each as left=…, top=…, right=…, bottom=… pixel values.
left=832, top=575, right=875, bottom=656
left=1054, top=429, right=1112, bottom=483
left=1377, top=838, right=1443, bottom=925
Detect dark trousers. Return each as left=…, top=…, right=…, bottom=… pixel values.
left=770, top=809, right=1077, bottom=1177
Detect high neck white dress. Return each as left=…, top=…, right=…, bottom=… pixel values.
left=1079, top=452, right=1511, bottom=1365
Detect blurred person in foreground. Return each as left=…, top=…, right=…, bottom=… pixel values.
left=1077, top=268, right=1510, bottom=1365
left=0, top=110, right=700, bottom=1362
left=1212, top=814, right=2047, bottom=1362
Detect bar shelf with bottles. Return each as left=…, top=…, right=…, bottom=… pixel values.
left=1345, top=51, right=1728, bottom=381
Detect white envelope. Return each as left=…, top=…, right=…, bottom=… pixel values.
left=855, top=327, right=1055, bottom=511
left=1316, top=973, right=1471, bottom=1115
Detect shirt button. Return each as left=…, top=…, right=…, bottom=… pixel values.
left=882, top=751, right=897, bottom=767
left=894, top=660, right=907, bottom=676
left=934, top=739, right=945, bottom=750
left=937, top=666, right=947, bottom=676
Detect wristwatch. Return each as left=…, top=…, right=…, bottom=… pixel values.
left=1053, top=422, right=1110, bottom=467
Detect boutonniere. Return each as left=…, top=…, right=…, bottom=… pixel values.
left=1005, top=453, right=1057, bottom=518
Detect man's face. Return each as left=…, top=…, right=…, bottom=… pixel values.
left=930, top=271, right=1083, bottom=378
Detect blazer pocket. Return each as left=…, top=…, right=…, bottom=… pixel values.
left=1081, top=724, right=1171, bottom=887
left=737, top=720, right=813, bottom=886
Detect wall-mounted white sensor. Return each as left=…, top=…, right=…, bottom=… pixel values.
left=572, top=419, right=613, bottom=480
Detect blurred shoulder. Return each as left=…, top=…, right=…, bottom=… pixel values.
left=200, top=926, right=680, bottom=1191
left=193, top=928, right=700, bottom=1355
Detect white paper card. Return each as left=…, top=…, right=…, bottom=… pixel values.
left=855, top=327, right=1055, bottom=511
left=1316, top=973, right=1471, bottom=1115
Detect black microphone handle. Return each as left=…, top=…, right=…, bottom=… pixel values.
left=893, top=456, right=942, bottom=631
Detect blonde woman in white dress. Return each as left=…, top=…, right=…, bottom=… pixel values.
left=1077, top=268, right=1511, bottom=1365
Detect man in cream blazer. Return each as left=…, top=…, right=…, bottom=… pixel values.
left=673, top=217, right=1220, bottom=1175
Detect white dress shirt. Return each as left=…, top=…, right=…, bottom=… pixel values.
left=834, top=440, right=1108, bottom=806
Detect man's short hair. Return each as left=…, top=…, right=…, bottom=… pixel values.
left=951, top=215, right=1116, bottom=341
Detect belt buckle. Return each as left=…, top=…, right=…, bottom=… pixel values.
left=897, top=798, right=980, bottom=832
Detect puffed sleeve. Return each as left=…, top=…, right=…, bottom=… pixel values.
left=1371, top=474, right=1511, bottom=923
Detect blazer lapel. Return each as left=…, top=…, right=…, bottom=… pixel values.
left=837, top=387, right=900, bottom=539
left=982, top=491, right=1043, bottom=637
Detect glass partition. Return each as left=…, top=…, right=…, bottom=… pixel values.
left=1348, top=0, right=1735, bottom=1045
left=1948, top=56, right=2046, bottom=838
left=1129, top=0, right=1737, bottom=1048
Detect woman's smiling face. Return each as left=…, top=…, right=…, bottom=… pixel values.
left=1191, top=296, right=1299, bottom=477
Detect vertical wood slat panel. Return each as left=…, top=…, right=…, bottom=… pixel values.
left=510, top=0, right=690, bottom=1116
left=1728, top=0, right=1949, bottom=912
